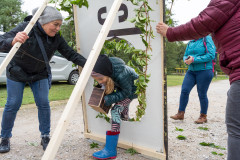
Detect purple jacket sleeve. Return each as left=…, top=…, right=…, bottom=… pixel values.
left=167, top=0, right=240, bottom=42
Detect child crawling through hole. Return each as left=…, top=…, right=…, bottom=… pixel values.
left=90, top=54, right=139, bottom=159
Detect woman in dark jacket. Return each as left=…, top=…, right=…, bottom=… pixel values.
left=0, top=6, right=86, bottom=153
left=156, top=0, right=240, bottom=159
left=91, top=55, right=138, bottom=159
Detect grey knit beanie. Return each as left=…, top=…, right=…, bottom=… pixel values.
left=32, top=6, right=63, bottom=25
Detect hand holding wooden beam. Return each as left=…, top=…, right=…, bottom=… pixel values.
left=0, top=0, right=49, bottom=76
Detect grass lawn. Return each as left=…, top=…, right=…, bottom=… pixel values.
left=167, top=74, right=229, bottom=87
left=0, top=75, right=229, bottom=107
left=0, top=82, right=74, bottom=107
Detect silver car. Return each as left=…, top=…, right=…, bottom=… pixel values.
left=0, top=52, right=79, bottom=85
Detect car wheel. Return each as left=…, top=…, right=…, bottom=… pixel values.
left=68, top=70, right=79, bottom=85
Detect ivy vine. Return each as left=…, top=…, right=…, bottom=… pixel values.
left=50, top=0, right=154, bottom=121
left=127, top=0, right=154, bottom=120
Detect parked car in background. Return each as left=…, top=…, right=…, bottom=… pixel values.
left=0, top=52, right=79, bottom=85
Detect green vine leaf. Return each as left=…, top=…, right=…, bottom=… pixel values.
left=129, top=18, right=136, bottom=23
left=126, top=148, right=138, bottom=155
left=199, top=142, right=226, bottom=150
left=90, top=142, right=99, bottom=149
left=177, top=135, right=186, bottom=140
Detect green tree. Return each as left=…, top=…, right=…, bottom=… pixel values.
left=165, top=0, right=178, bottom=27
left=50, top=0, right=89, bottom=49
left=165, top=0, right=187, bottom=74
left=0, top=0, right=28, bottom=32
left=165, top=41, right=187, bottom=74
left=214, top=54, right=221, bottom=73
left=60, top=21, right=76, bottom=49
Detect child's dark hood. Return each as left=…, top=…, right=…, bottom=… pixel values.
left=93, top=54, right=113, bottom=77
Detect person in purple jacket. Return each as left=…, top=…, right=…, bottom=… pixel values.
left=156, top=0, right=240, bottom=159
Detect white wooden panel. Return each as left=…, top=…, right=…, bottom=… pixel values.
left=76, top=0, right=166, bottom=159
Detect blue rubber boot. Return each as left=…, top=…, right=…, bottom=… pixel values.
left=93, top=131, right=120, bottom=159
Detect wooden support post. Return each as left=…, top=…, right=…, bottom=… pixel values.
left=73, top=4, right=89, bottom=133
left=0, top=0, right=49, bottom=76
left=41, top=0, right=123, bottom=159
left=85, top=133, right=167, bottom=159
left=159, top=0, right=167, bottom=157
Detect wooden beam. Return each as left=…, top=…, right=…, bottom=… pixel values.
left=159, top=0, right=167, bottom=158
left=73, top=4, right=89, bottom=133
left=41, top=0, right=123, bottom=159
left=0, top=0, right=49, bottom=76
left=85, top=133, right=166, bottom=160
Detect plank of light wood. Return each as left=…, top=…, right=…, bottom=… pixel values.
left=159, top=0, right=167, bottom=157
left=0, top=0, right=49, bottom=76
left=85, top=133, right=166, bottom=160
left=73, top=4, right=89, bottom=133
left=41, top=0, right=123, bottom=159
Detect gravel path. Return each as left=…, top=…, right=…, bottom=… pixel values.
left=0, top=79, right=229, bottom=160
left=0, top=101, right=153, bottom=160
left=168, top=79, right=229, bottom=160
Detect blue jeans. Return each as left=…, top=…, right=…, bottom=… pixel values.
left=179, top=70, right=213, bottom=114
left=1, top=78, right=50, bottom=138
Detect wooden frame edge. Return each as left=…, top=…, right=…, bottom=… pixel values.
left=81, top=1, right=167, bottom=160
left=85, top=133, right=166, bottom=160
left=159, top=0, right=168, bottom=159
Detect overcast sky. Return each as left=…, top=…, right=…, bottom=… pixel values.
left=21, top=0, right=45, bottom=14
left=21, top=0, right=68, bottom=17
left=171, top=0, right=210, bottom=25
left=22, top=0, right=211, bottom=25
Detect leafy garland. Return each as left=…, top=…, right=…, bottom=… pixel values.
left=127, top=0, right=154, bottom=121
left=50, top=0, right=154, bottom=121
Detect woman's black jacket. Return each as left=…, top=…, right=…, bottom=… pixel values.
left=0, top=21, right=86, bottom=82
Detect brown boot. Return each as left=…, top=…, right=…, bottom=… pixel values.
left=170, top=110, right=185, bottom=120
left=195, top=113, right=207, bottom=124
